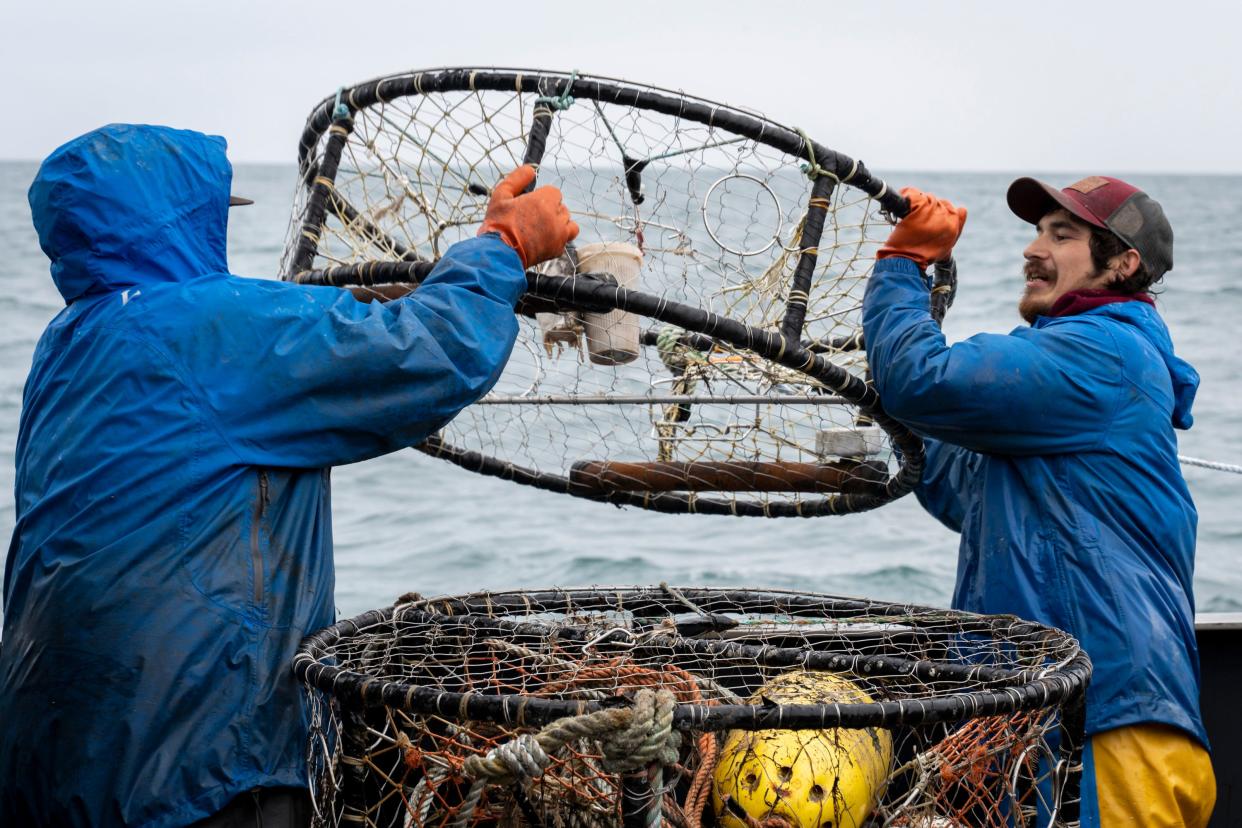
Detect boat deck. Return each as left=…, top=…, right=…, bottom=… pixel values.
left=1197, top=613, right=1239, bottom=827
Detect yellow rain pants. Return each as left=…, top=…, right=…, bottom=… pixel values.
left=1093, top=723, right=1216, bottom=828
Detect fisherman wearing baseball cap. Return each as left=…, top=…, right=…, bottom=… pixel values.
left=861, top=178, right=1215, bottom=827
left=1007, top=175, right=1174, bottom=320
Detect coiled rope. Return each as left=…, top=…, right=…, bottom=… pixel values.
left=453, top=688, right=681, bottom=828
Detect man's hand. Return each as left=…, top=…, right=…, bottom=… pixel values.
left=478, top=166, right=580, bottom=268
left=878, top=187, right=967, bottom=270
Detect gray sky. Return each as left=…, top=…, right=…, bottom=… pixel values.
left=4, top=0, right=1240, bottom=172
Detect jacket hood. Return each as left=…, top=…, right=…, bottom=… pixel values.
left=1095, top=301, right=1199, bottom=429
left=28, top=124, right=231, bottom=303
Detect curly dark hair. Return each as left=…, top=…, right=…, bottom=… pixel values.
left=1090, top=227, right=1159, bottom=295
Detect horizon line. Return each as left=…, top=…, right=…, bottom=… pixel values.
left=1, top=157, right=1240, bottom=178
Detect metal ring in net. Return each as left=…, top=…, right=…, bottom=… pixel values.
left=281, top=68, right=956, bottom=517
left=701, top=174, right=784, bottom=257
left=295, top=586, right=1090, bottom=828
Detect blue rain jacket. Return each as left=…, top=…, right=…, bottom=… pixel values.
left=863, top=257, right=1205, bottom=824
left=1, top=124, right=527, bottom=827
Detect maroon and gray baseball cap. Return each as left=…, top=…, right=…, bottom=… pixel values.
left=1006, top=175, right=1173, bottom=280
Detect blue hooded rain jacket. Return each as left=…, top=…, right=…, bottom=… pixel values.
left=863, top=257, right=1205, bottom=825
left=1, top=124, right=527, bottom=826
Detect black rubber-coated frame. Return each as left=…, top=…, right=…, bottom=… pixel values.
left=284, top=68, right=957, bottom=516
left=294, top=586, right=1088, bottom=824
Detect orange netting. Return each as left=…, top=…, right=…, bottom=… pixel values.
left=888, top=711, right=1048, bottom=828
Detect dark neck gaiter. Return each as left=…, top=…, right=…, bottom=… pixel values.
left=1048, top=289, right=1155, bottom=318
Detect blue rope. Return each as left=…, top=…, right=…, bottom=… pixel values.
left=535, top=70, right=579, bottom=111
left=332, top=86, right=350, bottom=121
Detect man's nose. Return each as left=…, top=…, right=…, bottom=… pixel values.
left=1023, top=236, right=1047, bottom=260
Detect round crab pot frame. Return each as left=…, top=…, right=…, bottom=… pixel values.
left=295, top=586, right=1090, bottom=828
left=281, top=68, right=958, bottom=517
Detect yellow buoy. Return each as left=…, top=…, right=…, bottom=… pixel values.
left=711, top=670, right=893, bottom=828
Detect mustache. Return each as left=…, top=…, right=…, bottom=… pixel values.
left=1024, top=262, right=1054, bottom=280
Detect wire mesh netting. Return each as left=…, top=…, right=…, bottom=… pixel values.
left=281, top=68, right=954, bottom=517
left=295, top=587, right=1090, bottom=828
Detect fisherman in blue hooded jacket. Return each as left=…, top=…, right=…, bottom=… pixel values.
left=863, top=177, right=1214, bottom=826
left=0, top=124, right=578, bottom=827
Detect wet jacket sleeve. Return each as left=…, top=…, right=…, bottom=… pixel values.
left=185, top=235, right=526, bottom=468
left=862, top=257, right=1124, bottom=456
left=913, top=438, right=981, bottom=533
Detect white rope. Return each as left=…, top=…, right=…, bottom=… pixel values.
left=1180, top=455, right=1242, bottom=475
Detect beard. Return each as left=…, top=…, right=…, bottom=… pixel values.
left=1018, top=262, right=1055, bottom=324
left=1017, top=261, right=1116, bottom=324
left=1018, top=296, right=1042, bottom=325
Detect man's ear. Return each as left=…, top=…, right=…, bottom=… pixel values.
left=1109, top=249, right=1141, bottom=284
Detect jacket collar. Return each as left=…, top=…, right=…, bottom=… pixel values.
left=1048, top=289, right=1154, bottom=318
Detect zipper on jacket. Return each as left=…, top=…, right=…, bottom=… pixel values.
left=251, top=470, right=269, bottom=606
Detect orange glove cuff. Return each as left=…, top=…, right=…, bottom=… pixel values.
left=876, top=245, right=931, bottom=270
left=480, top=226, right=529, bottom=265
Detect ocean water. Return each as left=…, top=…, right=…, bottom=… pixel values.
left=2, top=161, right=1240, bottom=619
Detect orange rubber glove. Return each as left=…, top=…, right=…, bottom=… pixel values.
left=478, top=165, right=580, bottom=268
left=877, top=187, right=968, bottom=270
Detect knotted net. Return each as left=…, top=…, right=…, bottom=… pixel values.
left=295, top=587, right=1090, bottom=828
left=281, top=68, right=956, bottom=516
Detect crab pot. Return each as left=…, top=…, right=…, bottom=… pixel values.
left=576, top=242, right=642, bottom=366
left=295, top=586, right=1091, bottom=828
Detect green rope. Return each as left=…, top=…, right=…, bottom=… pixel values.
left=535, top=69, right=579, bottom=111
left=592, top=98, right=628, bottom=156
left=644, top=135, right=746, bottom=164
left=794, top=126, right=831, bottom=181
left=656, top=326, right=706, bottom=373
